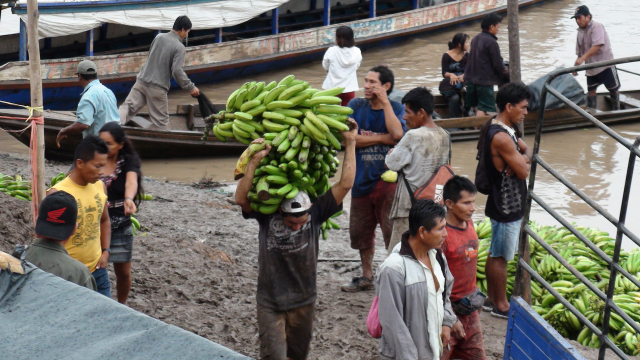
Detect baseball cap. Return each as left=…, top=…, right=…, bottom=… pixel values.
left=76, top=60, right=98, bottom=75
left=35, top=191, right=78, bottom=241
left=571, top=5, right=591, bottom=19
left=281, top=191, right=312, bottom=214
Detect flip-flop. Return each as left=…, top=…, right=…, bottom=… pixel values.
left=491, top=308, right=509, bottom=319
left=483, top=299, right=494, bottom=312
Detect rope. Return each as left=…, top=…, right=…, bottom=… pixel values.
left=0, top=99, right=44, bottom=224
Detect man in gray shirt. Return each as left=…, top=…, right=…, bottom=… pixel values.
left=572, top=5, right=620, bottom=110
left=119, top=15, right=200, bottom=130
left=385, top=87, right=451, bottom=254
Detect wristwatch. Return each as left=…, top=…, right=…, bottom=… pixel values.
left=102, top=248, right=111, bottom=254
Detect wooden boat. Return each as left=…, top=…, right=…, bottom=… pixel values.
left=1, top=91, right=639, bottom=160
left=0, top=0, right=551, bottom=111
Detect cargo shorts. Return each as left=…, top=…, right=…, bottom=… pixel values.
left=466, top=83, right=496, bottom=113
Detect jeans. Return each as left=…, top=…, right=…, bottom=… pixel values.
left=92, top=267, right=112, bottom=298
left=442, top=90, right=462, bottom=118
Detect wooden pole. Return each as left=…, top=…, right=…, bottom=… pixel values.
left=508, top=0, right=529, bottom=303
left=507, top=0, right=524, bottom=135
left=26, top=0, right=46, bottom=213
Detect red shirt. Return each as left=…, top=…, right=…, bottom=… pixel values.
left=443, top=221, right=479, bottom=302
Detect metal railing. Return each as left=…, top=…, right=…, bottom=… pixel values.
left=514, top=55, right=640, bottom=360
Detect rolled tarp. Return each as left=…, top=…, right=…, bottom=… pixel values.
left=15, top=0, right=290, bottom=39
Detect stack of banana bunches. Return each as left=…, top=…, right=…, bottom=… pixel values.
left=475, top=218, right=640, bottom=355
left=206, top=76, right=351, bottom=239
left=0, top=174, right=32, bottom=201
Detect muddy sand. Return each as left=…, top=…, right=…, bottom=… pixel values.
left=0, top=152, right=625, bottom=360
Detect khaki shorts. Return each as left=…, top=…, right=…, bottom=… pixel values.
left=257, top=302, right=315, bottom=360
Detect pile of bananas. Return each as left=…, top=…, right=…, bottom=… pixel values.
left=50, top=172, right=66, bottom=187
left=0, top=174, right=32, bottom=201
left=475, top=219, right=640, bottom=355
left=221, top=75, right=353, bottom=219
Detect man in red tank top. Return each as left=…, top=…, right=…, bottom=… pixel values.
left=441, top=176, right=486, bottom=360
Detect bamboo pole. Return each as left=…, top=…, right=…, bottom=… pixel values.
left=26, top=0, right=46, bottom=214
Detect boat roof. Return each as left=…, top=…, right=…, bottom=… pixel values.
left=11, top=0, right=289, bottom=38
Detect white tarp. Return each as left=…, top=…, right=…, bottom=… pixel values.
left=17, top=0, right=290, bottom=38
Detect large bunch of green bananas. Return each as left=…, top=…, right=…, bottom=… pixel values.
left=0, top=174, right=32, bottom=201
left=202, top=75, right=352, bottom=147
left=218, top=75, right=353, bottom=219
left=475, top=219, right=640, bottom=355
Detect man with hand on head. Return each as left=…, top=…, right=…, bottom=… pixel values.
left=341, top=65, right=406, bottom=293
left=48, top=135, right=112, bottom=298
left=235, top=119, right=358, bottom=360
left=25, top=191, right=97, bottom=291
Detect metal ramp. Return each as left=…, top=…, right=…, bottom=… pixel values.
left=508, top=55, right=640, bottom=359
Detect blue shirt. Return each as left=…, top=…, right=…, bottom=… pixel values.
left=76, top=80, right=119, bottom=137
left=348, top=98, right=406, bottom=197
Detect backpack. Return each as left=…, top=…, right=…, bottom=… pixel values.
left=401, top=131, right=454, bottom=205
left=367, top=253, right=447, bottom=338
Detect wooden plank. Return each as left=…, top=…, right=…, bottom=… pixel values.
left=619, top=94, right=640, bottom=109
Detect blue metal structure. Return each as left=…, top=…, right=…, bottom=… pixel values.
left=271, top=8, right=279, bottom=35
left=86, top=29, right=94, bottom=56
left=214, top=28, right=222, bottom=43
left=369, top=0, right=375, bottom=17
left=323, top=0, right=330, bottom=26
left=513, top=55, right=640, bottom=360
left=412, top=0, right=419, bottom=9
left=19, top=19, right=27, bottom=61
left=504, top=297, right=586, bottom=360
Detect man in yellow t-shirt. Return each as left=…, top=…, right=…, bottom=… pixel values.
left=49, top=135, right=112, bottom=297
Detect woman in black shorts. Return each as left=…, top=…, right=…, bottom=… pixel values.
left=99, top=122, right=143, bottom=304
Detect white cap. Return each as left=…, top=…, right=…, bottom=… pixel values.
left=280, top=191, right=312, bottom=213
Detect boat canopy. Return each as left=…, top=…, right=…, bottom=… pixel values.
left=13, top=0, right=290, bottom=38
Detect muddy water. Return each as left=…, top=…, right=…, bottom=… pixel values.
left=2, top=0, right=640, bottom=241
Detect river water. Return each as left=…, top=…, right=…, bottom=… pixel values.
left=1, top=0, right=640, bottom=243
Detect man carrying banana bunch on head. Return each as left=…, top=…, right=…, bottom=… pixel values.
left=235, top=118, right=358, bottom=360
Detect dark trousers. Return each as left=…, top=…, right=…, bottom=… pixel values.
left=442, top=90, right=462, bottom=118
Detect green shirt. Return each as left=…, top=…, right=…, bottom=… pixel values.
left=24, top=238, right=97, bottom=291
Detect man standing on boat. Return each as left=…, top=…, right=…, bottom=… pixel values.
left=56, top=60, right=119, bottom=147
left=571, top=5, right=620, bottom=110
left=464, top=13, right=509, bottom=117
left=118, top=15, right=200, bottom=131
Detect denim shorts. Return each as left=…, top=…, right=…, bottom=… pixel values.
left=489, top=218, right=523, bottom=261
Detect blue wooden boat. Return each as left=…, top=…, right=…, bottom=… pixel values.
left=0, top=0, right=549, bottom=110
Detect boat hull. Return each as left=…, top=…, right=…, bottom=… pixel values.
left=1, top=92, right=638, bottom=160
left=0, top=0, right=549, bottom=110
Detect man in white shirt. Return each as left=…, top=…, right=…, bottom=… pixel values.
left=375, top=199, right=457, bottom=359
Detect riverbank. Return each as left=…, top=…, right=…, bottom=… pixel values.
left=0, top=152, right=625, bottom=359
